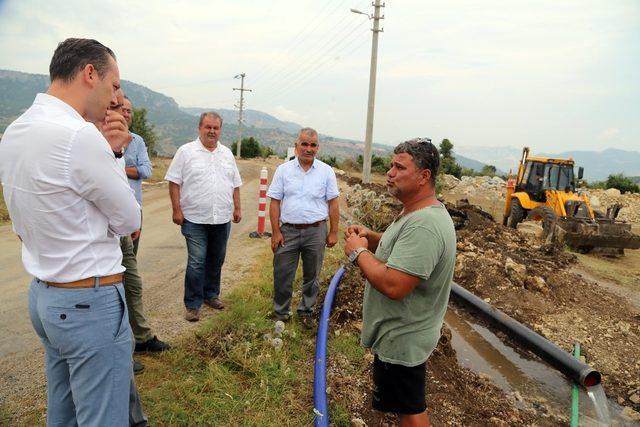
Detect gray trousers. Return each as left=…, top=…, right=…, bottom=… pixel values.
left=273, top=222, right=327, bottom=316
left=29, top=279, right=132, bottom=426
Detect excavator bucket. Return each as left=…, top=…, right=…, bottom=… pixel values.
left=555, top=219, right=640, bottom=253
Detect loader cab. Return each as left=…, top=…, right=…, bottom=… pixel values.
left=520, top=161, right=547, bottom=202
left=543, top=163, right=575, bottom=193
left=519, top=160, right=576, bottom=201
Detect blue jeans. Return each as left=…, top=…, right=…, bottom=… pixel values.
left=28, top=278, right=132, bottom=427
left=180, top=220, right=231, bottom=309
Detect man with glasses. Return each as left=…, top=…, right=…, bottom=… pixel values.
left=267, top=127, right=339, bottom=329
left=344, top=138, right=456, bottom=427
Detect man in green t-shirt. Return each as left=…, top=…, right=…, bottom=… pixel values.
left=344, top=138, right=456, bottom=426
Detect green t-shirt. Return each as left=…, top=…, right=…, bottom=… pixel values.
left=361, top=204, right=456, bottom=367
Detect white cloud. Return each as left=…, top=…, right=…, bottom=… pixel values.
left=599, top=128, right=620, bottom=140
left=1, top=0, right=639, bottom=152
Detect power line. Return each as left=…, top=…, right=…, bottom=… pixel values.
left=251, top=28, right=369, bottom=110
left=254, top=18, right=369, bottom=103
left=250, top=0, right=371, bottom=91
left=253, top=12, right=367, bottom=94
left=250, top=0, right=347, bottom=88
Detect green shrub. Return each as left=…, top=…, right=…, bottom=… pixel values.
left=230, top=137, right=265, bottom=158
left=604, top=173, right=640, bottom=193
left=319, top=155, right=338, bottom=167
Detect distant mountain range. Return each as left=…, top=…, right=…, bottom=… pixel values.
left=2, top=69, right=637, bottom=180
left=0, top=69, right=391, bottom=160
left=458, top=145, right=640, bottom=181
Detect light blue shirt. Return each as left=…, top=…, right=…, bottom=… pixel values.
left=123, top=132, right=152, bottom=205
left=267, top=158, right=339, bottom=224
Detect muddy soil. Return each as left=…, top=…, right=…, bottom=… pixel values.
left=331, top=178, right=640, bottom=424
left=454, top=202, right=640, bottom=414
left=321, top=267, right=560, bottom=426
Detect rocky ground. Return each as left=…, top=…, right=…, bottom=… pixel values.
left=443, top=174, right=640, bottom=224
left=453, top=202, right=640, bottom=416
left=327, top=176, right=640, bottom=425
left=322, top=267, right=558, bottom=426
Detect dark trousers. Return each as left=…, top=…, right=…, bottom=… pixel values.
left=180, top=220, right=231, bottom=309
left=132, top=212, right=142, bottom=255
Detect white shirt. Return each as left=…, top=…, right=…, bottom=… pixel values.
left=164, top=139, right=242, bottom=224
left=266, top=158, right=339, bottom=224
left=0, top=93, right=141, bottom=282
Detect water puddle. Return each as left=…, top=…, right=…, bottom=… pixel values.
left=445, top=308, right=634, bottom=425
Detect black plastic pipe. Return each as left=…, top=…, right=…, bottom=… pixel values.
left=450, top=283, right=601, bottom=387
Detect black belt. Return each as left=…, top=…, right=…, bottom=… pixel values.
left=284, top=221, right=324, bottom=229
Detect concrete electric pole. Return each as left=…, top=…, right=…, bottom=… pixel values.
left=233, top=73, right=252, bottom=159
left=352, top=0, right=385, bottom=184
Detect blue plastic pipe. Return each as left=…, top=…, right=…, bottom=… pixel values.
left=313, top=265, right=347, bottom=427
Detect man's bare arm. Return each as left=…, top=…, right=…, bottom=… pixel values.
left=168, top=181, right=184, bottom=225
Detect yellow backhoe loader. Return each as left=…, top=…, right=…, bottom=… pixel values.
left=502, top=147, right=640, bottom=255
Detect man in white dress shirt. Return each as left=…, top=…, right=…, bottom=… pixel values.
left=165, top=112, right=242, bottom=322
left=267, top=127, right=339, bottom=329
left=0, top=38, right=140, bottom=426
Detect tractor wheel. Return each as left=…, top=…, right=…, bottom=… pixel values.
left=528, top=206, right=557, bottom=239
left=508, top=199, right=525, bottom=228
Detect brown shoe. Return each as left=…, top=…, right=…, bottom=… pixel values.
left=185, top=308, right=200, bottom=322
left=204, top=298, right=225, bottom=310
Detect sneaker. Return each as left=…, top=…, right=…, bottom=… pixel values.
left=185, top=308, right=200, bottom=322
left=299, top=315, right=315, bottom=330
left=204, top=298, right=225, bottom=310
left=133, top=360, right=145, bottom=375
left=135, top=336, right=171, bottom=353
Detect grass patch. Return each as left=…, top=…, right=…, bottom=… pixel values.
left=137, top=242, right=360, bottom=425
left=3, top=234, right=363, bottom=425
left=575, top=250, right=640, bottom=293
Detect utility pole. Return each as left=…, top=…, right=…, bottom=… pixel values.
left=233, top=73, right=252, bottom=159
left=352, top=1, right=385, bottom=183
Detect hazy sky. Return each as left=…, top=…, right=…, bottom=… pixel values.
left=1, top=0, right=638, bottom=152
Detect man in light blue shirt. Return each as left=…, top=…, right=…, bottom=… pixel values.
left=122, top=95, right=152, bottom=254
left=267, top=127, right=340, bottom=328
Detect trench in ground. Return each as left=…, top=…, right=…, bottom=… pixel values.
left=445, top=306, right=632, bottom=425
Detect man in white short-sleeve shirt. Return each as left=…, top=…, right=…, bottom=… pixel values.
left=165, top=112, right=242, bottom=321
left=0, top=38, right=140, bottom=426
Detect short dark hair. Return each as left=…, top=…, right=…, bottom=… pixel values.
left=394, top=138, right=440, bottom=185
left=199, top=112, right=223, bottom=127
left=49, top=38, right=116, bottom=83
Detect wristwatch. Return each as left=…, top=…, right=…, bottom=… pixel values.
left=348, top=247, right=369, bottom=265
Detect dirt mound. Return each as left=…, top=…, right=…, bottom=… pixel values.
left=319, top=268, right=548, bottom=425
left=326, top=178, right=640, bottom=422
left=586, top=188, right=640, bottom=224
left=453, top=202, right=640, bottom=413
